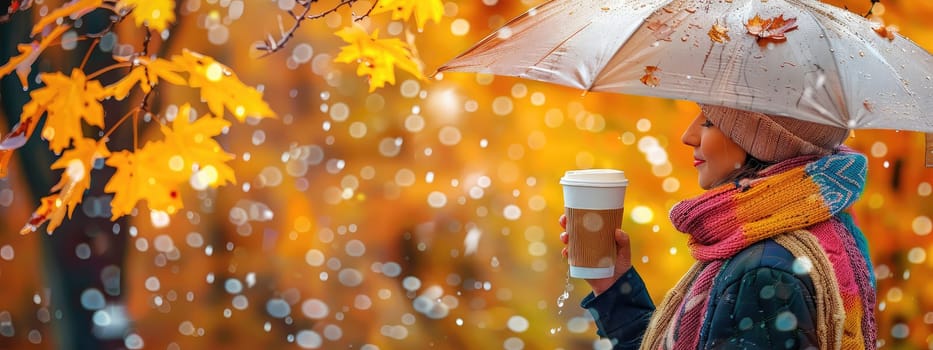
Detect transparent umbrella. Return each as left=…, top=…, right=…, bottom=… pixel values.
left=437, top=0, right=933, bottom=165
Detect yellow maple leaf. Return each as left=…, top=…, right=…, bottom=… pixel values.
left=105, top=143, right=184, bottom=219
left=372, top=0, right=443, bottom=31
left=104, top=56, right=185, bottom=100
left=334, top=25, right=424, bottom=92
left=0, top=25, right=70, bottom=90
left=31, top=69, right=107, bottom=153
left=159, top=104, right=235, bottom=188
left=31, top=0, right=102, bottom=35
left=708, top=21, right=731, bottom=44
left=170, top=50, right=276, bottom=122
left=116, top=0, right=176, bottom=32
left=21, top=138, right=111, bottom=234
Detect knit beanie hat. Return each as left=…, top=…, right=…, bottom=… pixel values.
left=698, top=104, right=850, bottom=163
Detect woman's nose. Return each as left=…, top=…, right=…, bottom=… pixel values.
left=681, top=115, right=702, bottom=147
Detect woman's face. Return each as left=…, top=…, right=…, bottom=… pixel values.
left=681, top=111, right=748, bottom=189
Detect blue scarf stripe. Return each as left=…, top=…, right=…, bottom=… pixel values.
left=805, top=152, right=868, bottom=215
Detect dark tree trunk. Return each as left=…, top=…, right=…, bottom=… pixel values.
left=1, top=10, right=129, bottom=350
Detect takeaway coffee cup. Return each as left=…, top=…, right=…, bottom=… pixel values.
left=560, top=169, right=628, bottom=279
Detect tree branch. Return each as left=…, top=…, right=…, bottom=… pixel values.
left=255, top=0, right=377, bottom=58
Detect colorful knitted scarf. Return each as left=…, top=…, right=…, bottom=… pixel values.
left=640, top=149, right=876, bottom=350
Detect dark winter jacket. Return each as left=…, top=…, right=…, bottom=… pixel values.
left=580, top=239, right=818, bottom=349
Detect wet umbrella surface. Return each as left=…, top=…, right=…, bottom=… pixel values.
left=440, top=0, right=933, bottom=134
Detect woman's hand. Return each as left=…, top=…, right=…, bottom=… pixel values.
left=559, top=214, right=633, bottom=296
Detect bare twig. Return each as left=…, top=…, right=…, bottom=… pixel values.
left=255, top=0, right=378, bottom=58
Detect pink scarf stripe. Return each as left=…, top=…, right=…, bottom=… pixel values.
left=812, top=219, right=877, bottom=349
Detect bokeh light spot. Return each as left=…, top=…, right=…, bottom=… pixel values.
left=912, top=216, right=931, bottom=236
left=630, top=206, right=653, bottom=224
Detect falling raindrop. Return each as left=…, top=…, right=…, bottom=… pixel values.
left=506, top=316, right=529, bottom=333
left=774, top=311, right=798, bottom=331
left=144, top=277, right=160, bottom=292
left=301, top=299, right=329, bottom=319
left=338, top=269, right=363, bottom=287
left=266, top=299, right=291, bottom=318
left=503, top=337, right=523, bottom=350
left=80, top=289, right=106, bottom=310
left=912, top=216, right=932, bottom=235
left=27, top=330, right=41, bottom=344
left=503, top=205, right=522, bottom=220
left=124, top=333, right=144, bottom=349
left=296, top=330, right=323, bottom=348
left=225, top=279, right=243, bottom=294
left=792, top=257, right=813, bottom=275
left=232, top=295, right=249, bottom=310
left=0, top=246, right=13, bottom=261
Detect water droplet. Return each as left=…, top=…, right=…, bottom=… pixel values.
left=774, top=311, right=797, bottom=331
left=266, top=299, right=291, bottom=318
left=124, top=333, right=144, bottom=349
left=80, top=289, right=106, bottom=310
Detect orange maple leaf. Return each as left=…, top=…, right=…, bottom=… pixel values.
left=708, top=21, right=731, bottom=43
left=745, top=14, right=798, bottom=41
left=21, top=138, right=110, bottom=234
left=21, top=195, right=59, bottom=235
left=31, top=0, right=101, bottom=35
left=159, top=104, right=235, bottom=188
left=105, top=144, right=184, bottom=219
left=0, top=25, right=70, bottom=90
left=170, top=50, right=275, bottom=122
left=873, top=23, right=897, bottom=41
left=640, top=66, right=661, bottom=87
left=334, top=24, right=425, bottom=92
left=0, top=100, right=45, bottom=178
left=31, top=69, right=107, bottom=153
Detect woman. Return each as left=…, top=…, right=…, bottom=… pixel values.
left=559, top=104, right=876, bottom=349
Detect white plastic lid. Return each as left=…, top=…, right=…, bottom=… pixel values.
left=559, top=169, right=628, bottom=187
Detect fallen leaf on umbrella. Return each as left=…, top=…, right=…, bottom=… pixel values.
left=746, top=14, right=798, bottom=41
left=708, top=20, right=731, bottom=43
left=640, top=66, right=661, bottom=87
left=873, top=23, right=897, bottom=41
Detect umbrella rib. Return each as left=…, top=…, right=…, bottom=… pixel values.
left=791, top=0, right=852, bottom=127
left=526, top=22, right=593, bottom=86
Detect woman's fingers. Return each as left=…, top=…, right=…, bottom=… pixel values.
left=559, top=214, right=567, bottom=229
left=559, top=231, right=568, bottom=244
left=561, top=247, right=568, bottom=258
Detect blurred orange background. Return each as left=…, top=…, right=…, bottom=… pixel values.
left=0, top=0, right=931, bottom=349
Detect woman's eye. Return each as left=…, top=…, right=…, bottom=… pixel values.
left=701, top=119, right=714, bottom=127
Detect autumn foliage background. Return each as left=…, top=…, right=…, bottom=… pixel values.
left=0, top=0, right=931, bottom=349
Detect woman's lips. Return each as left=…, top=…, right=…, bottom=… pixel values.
left=693, top=159, right=706, bottom=167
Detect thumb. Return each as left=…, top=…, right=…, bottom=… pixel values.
left=615, top=228, right=631, bottom=252
left=614, top=228, right=633, bottom=273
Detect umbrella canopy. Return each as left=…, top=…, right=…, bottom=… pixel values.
left=437, top=0, right=933, bottom=135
